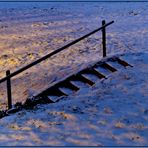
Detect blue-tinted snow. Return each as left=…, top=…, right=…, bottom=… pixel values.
left=0, top=52, right=148, bottom=146
left=0, top=2, right=147, bottom=146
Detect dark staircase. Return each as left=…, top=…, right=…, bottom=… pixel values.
left=32, top=56, right=132, bottom=104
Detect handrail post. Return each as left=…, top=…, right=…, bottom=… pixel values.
left=102, top=20, right=106, bottom=57
left=6, top=70, right=12, bottom=109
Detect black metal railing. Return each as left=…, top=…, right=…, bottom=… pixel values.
left=0, top=20, right=114, bottom=110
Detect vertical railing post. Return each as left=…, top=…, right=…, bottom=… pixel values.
left=6, top=70, right=12, bottom=109
left=102, top=20, right=106, bottom=57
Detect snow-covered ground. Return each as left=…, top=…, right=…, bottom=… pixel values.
left=0, top=2, right=148, bottom=109
left=0, top=2, right=148, bottom=146
left=0, top=52, right=148, bottom=146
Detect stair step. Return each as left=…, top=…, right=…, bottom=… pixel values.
left=60, top=81, right=80, bottom=91
left=70, top=80, right=89, bottom=88
left=81, top=73, right=98, bottom=82
left=78, top=74, right=95, bottom=86
left=47, top=87, right=68, bottom=97
left=69, top=74, right=94, bottom=86
left=106, top=61, right=124, bottom=69
left=80, top=68, right=105, bottom=79
left=94, top=65, right=111, bottom=75
left=101, top=62, right=117, bottom=72
left=116, top=58, right=132, bottom=67
left=92, top=68, right=106, bottom=79
left=59, top=87, right=74, bottom=95
left=47, top=96, right=58, bottom=103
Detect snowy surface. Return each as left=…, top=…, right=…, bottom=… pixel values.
left=0, top=2, right=148, bottom=146
left=0, top=52, right=148, bottom=146
left=0, top=2, right=148, bottom=109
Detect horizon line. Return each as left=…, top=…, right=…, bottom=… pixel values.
left=0, top=0, right=148, bottom=2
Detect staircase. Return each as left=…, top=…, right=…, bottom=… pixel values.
left=26, top=56, right=132, bottom=106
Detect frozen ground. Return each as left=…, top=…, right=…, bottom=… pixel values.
left=0, top=2, right=147, bottom=108
left=0, top=52, right=148, bottom=146
left=0, top=1, right=147, bottom=146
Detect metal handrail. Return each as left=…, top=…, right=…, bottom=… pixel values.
left=0, top=20, right=114, bottom=109
left=0, top=20, right=114, bottom=83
